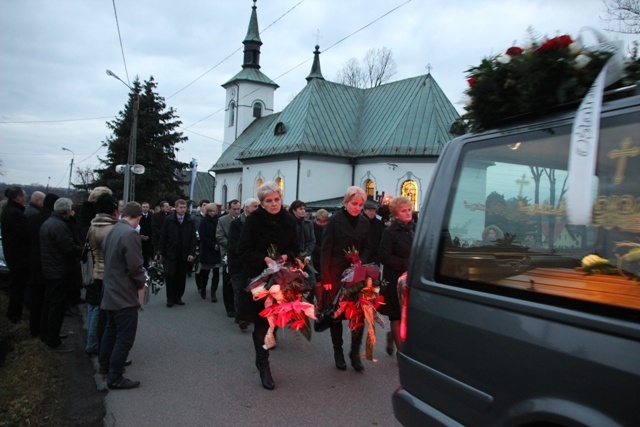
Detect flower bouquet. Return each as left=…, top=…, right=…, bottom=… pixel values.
left=248, top=247, right=315, bottom=349
left=457, top=28, right=619, bottom=132
left=333, top=248, right=385, bottom=361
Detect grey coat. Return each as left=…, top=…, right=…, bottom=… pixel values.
left=101, top=220, right=146, bottom=311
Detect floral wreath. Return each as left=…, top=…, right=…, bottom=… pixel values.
left=249, top=245, right=315, bottom=349
left=333, top=247, right=385, bottom=361
left=453, top=27, right=636, bottom=134
left=580, top=242, right=640, bottom=281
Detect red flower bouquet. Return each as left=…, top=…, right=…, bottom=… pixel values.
left=333, top=247, right=385, bottom=360
left=249, top=254, right=314, bottom=349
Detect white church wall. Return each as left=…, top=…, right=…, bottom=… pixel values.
left=354, top=160, right=438, bottom=210
left=215, top=170, right=243, bottom=207
left=297, top=158, right=352, bottom=203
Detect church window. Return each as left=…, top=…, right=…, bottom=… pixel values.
left=401, top=180, right=418, bottom=211
left=365, top=179, right=375, bottom=197
left=256, top=177, right=264, bottom=190
left=274, top=122, right=286, bottom=135
left=275, top=177, right=284, bottom=193
left=253, top=102, right=263, bottom=118
left=229, top=102, right=235, bottom=127
left=237, top=183, right=243, bottom=202
left=221, top=184, right=228, bottom=207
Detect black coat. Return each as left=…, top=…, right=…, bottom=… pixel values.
left=238, top=206, right=300, bottom=280
left=39, top=212, right=82, bottom=280
left=237, top=206, right=299, bottom=322
left=227, top=215, right=245, bottom=275
left=378, top=220, right=414, bottom=320
left=138, top=212, right=153, bottom=257
left=27, top=208, right=53, bottom=284
left=320, top=208, right=371, bottom=302
left=367, top=216, right=385, bottom=265
left=151, top=210, right=169, bottom=249
left=198, top=214, right=221, bottom=266
left=1, top=199, right=29, bottom=270
left=158, top=212, right=197, bottom=275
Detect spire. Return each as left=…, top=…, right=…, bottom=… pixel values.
left=306, top=45, right=325, bottom=83
left=242, top=0, right=262, bottom=70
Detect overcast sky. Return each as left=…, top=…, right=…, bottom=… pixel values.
left=0, top=0, right=636, bottom=191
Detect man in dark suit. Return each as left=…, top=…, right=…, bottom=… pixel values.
left=138, top=202, right=153, bottom=269
left=157, top=199, right=197, bottom=307
left=151, top=200, right=170, bottom=255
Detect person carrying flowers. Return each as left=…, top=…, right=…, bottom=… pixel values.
left=320, top=186, right=372, bottom=372
left=237, top=181, right=300, bottom=390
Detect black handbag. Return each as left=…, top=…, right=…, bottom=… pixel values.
left=81, top=240, right=92, bottom=264
left=314, top=283, right=343, bottom=333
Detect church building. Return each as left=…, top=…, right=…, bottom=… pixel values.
left=209, top=1, right=460, bottom=211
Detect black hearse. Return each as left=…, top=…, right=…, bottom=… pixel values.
left=393, top=88, right=640, bottom=426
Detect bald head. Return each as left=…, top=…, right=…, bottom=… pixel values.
left=30, top=191, right=45, bottom=208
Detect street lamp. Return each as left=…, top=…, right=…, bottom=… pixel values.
left=62, top=147, right=74, bottom=196
left=106, top=69, right=140, bottom=203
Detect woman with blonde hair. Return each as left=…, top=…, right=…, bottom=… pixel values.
left=237, top=181, right=299, bottom=390
left=197, top=203, right=221, bottom=300
left=379, top=196, right=414, bottom=356
left=320, top=186, right=371, bottom=372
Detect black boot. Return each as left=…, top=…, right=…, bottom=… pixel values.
left=254, top=324, right=275, bottom=390
left=350, top=327, right=364, bottom=372
left=330, top=322, right=346, bottom=370
left=334, top=351, right=347, bottom=370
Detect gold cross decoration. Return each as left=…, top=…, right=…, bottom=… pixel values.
left=608, top=137, right=640, bottom=185
left=516, top=173, right=529, bottom=197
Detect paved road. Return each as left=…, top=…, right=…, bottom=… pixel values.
left=101, top=276, right=403, bottom=427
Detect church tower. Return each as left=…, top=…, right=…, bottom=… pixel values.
left=222, top=0, right=278, bottom=145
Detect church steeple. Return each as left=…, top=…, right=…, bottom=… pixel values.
left=242, top=0, right=262, bottom=70
left=306, top=45, right=325, bottom=83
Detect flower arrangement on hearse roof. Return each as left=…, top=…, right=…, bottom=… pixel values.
left=453, top=28, right=639, bottom=133
left=249, top=244, right=315, bottom=349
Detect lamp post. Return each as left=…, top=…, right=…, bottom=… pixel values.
left=62, top=147, right=74, bottom=196
left=106, top=69, right=139, bottom=203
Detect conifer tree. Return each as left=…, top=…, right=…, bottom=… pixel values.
left=94, top=76, right=188, bottom=204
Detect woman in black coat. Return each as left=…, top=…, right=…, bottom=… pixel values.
left=320, top=186, right=370, bottom=372
left=379, top=196, right=415, bottom=355
left=237, top=181, right=299, bottom=390
left=197, top=203, right=221, bottom=300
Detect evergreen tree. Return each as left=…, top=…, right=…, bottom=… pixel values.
left=94, top=76, right=188, bottom=205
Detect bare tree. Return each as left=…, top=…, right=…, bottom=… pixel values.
left=73, top=165, right=95, bottom=195
left=602, top=0, right=640, bottom=34
left=336, top=47, right=397, bottom=88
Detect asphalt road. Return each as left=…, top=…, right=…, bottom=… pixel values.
left=102, top=276, right=403, bottom=427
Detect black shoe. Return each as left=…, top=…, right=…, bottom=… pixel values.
left=124, top=359, right=132, bottom=367
left=200, top=291, right=206, bottom=299
left=227, top=311, right=235, bottom=318
left=211, top=295, right=218, bottom=302
left=334, top=352, right=347, bottom=370
left=108, top=378, right=140, bottom=390
left=350, top=354, right=364, bottom=372
left=166, top=301, right=174, bottom=307
left=386, top=331, right=394, bottom=356
left=174, top=300, right=185, bottom=305
left=238, top=321, right=249, bottom=331
left=258, top=365, right=275, bottom=390
left=46, top=343, right=74, bottom=353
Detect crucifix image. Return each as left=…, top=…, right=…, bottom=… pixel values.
left=608, top=137, right=640, bottom=185
left=516, top=173, right=529, bottom=197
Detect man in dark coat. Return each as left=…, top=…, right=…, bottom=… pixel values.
left=40, top=197, right=83, bottom=351
left=27, top=193, right=59, bottom=337
left=25, top=191, right=45, bottom=217
left=138, top=202, right=153, bottom=269
left=362, top=199, right=384, bottom=266
left=151, top=200, right=170, bottom=255
left=157, top=199, right=197, bottom=307
left=1, top=186, right=29, bottom=323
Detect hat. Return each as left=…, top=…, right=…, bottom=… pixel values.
left=363, top=200, right=378, bottom=210
left=43, top=193, right=60, bottom=211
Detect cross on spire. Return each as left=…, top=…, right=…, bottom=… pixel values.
left=314, top=29, right=322, bottom=45
left=426, top=63, right=432, bottom=74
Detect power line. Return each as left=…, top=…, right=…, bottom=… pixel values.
left=112, top=0, right=131, bottom=86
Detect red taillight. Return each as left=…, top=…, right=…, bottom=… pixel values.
left=399, top=278, right=410, bottom=342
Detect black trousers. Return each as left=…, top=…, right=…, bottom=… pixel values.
left=41, top=277, right=70, bottom=347
left=7, top=267, right=28, bottom=322
left=222, top=265, right=235, bottom=314
left=165, top=260, right=188, bottom=303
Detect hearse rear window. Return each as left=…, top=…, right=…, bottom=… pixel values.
left=438, top=111, right=640, bottom=312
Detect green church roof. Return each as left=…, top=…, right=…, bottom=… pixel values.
left=212, top=73, right=459, bottom=168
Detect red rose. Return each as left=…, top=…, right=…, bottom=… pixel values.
left=506, top=46, right=523, bottom=56
left=538, top=35, right=573, bottom=52
left=467, top=77, right=479, bottom=87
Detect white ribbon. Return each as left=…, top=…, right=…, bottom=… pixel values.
left=566, top=28, right=624, bottom=225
